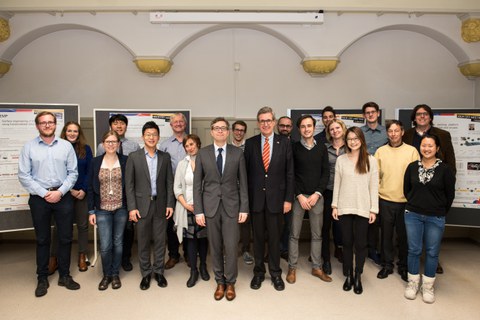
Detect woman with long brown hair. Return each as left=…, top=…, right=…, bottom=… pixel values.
left=49, top=121, right=92, bottom=273
left=332, top=126, right=378, bottom=295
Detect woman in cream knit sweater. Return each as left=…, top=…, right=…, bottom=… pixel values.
left=332, top=126, right=378, bottom=295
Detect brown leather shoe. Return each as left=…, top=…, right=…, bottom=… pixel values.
left=286, top=268, right=296, bottom=284
left=225, top=284, right=236, bottom=301
left=165, top=257, right=179, bottom=270
left=312, top=268, right=332, bottom=282
left=48, top=256, right=58, bottom=276
left=78, top=253, right=88, bottom=272
left=214, top=284, right=225, bottom=301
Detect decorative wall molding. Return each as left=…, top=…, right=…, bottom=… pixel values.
left=0, top=17, right=10, bottom=42
left=458, top=60, right=480, bottom=79
left=301, top=58, right=339, bottom=76
left=461, top=18, right=480, bottom=42
left=0, top=60, right=11, bottom=77
left=133, top=57, right=172, bottom=76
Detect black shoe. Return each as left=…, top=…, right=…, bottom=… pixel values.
left=155, top=273, right=168, bottom=288
left=280, top=251, right=288, bottom=261
left=343, top=272, right=353, bottom=291
left=199, top=264, right=210, bottom=281
left=187, top=270, right=199, bottom=288
left=368, top=250, right=381, bottom=265
left=111, top=276, right=121, bottom=289
left=122, top=261, right=133, bottom=272
left=353, top=271, right=363, bottom=294
left=377, top=268, right=393, bottom=279
left=436, top=262, right=444, bottom=274
left=58, top=275, right=80, bottom=290
left=271, top=276, right=285, bottom=291
left=140, top=274, right=151, bottom=290
left=35, top=278, right=49, bottom=297
left=322, top=261, right=332, bottom=275
left=250, top=275, right=264, bottom=290
left=399, top=269, right=408, bottom=282
left=98, top=276, right=112, bottom=291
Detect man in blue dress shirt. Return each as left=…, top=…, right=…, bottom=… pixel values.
left=18, top=111, right=79, bottom=297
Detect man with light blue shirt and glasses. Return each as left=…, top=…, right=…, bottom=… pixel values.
left=18, top=111, right=79, bottom=297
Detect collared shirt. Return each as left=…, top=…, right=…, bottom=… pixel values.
left=361, top=124, right=388, bottom=155
left=300, top=137, right=317, bottom=151
left=145, top=149, right=158, bottom=196
left=18, top=136, right=78, bottom=197
left=261, top=134, right=274, bottom=163
left=159, top=134, right=186, bottom=174
left=97, top=137, right=140, bottom=156
left=214, top=143, right=227, bottom=173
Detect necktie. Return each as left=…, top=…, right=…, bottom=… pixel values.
left=262, top=137, right=270, bottom=172
left=217, top=148, right=223, bottom=176
left=118, top=140, right=124, bottom=155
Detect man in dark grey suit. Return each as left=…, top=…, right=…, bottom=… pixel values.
left=193, top=117, right=249, bottom=301
left=126, top=121, right=175, bottom=290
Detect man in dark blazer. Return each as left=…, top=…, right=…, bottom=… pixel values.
left=193, top=117, right=249, bottom=301
left=126, top=121, right=175, bottom=290
left=244, top=106, right=295, bottom=291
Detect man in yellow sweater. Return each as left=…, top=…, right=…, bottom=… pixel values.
left=374, top=120, right=420, bottom=282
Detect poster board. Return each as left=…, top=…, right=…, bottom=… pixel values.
left=0, top=103, right=79, bottom=232
left=93, top=109, right=191, bottom=154
left=397, top=108, right=480, bottom=227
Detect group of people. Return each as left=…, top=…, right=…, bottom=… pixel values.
left=18, top=103, right=455, bottom=304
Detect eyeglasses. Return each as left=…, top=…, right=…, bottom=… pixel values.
left=259, top=119, right=274, bottom=125
left=38, top=121, right=55, bottom=127
left=144, top=133, right=159, bottom=138
left=233, top=128, right=246, bottom=133
left=416, top=112, right=429, bottom=117
left=104, top=140, right=119, bottom=145
left=278, top=124, right=292, bottom=129
left=346, top=137, right=360, bottom=142
left=212, top=126, right=228, bottom=132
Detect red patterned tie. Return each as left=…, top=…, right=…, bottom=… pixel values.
left=262, top=137, right=270, bottom=172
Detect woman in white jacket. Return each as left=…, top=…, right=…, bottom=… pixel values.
left=173, top=134, right=210, bottom=287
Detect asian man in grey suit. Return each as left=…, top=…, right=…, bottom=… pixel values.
left=126, top=121, right=175, bottom=290
left=193, top=117, right=249, bottom=301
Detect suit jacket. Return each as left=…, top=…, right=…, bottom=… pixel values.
left=87, top=153, right=128, bottom=212
left=244, top=133, right=294, bottom=213
left=403, top=126, right=456, bottom=175
left=193, top=144, right=249, bottom=218
left=125, top=148, right=175, bottom=218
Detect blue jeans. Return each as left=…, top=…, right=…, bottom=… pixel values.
left=95, top=208, right=128, bottom=277
left=404, top=210, right=445, bottom=277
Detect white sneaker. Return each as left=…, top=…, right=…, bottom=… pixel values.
left=243, top=252, right=254, bottom=265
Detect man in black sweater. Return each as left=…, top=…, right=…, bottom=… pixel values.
left=286, top=115, right=332, bottom=285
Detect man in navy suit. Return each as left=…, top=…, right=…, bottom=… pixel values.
left=244, top=106, right=295, bottom=291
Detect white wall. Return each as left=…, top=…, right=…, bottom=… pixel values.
left=0, top=24, right=476, bottom=119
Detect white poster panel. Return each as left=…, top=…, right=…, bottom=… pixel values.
left=433, top=112, right=480, bottom=209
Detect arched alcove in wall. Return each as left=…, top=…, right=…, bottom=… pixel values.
left=168, top=24, right=307, bottom=60
left=0, top=23, right=135, bottom=62
left=338, top=24, right=470, bottom=64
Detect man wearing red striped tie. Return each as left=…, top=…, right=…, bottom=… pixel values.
left=244, top=106, right=295, bottom=292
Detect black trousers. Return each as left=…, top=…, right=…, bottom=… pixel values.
left=29, top=193, right=74, bottom=279
left=379, top=199, right=408, bottom=271
left=340, top=214, right=369, bottom=275
left=251, top=207, right=283, bottom=278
